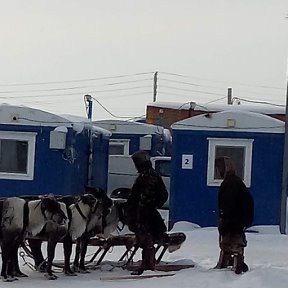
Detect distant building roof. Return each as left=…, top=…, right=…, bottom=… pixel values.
left=147, top=101, right=286, bottom=115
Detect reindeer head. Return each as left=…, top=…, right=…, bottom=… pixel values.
left=40, top=197, right=67, bottom=226
left=84, top=185, right=113, bottom=212
left=80, top=194, right=97, bottom=207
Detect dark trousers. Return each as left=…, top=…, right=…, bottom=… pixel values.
left=134, top=223, right=156, bottom=271
left=219, top=232, right=247, bottom=255
left=215, top=232, right=248, bottom=271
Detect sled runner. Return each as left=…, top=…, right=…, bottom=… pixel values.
left=100, top=272, right=176, bottom=281
left=87, top=232, right=187, bottom=267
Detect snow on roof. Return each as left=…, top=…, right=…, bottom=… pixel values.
left=93, top=119, right=164, bottom=135
left=0, top=105, right=112, bottom=136
left=90, top=125, right=112, bottom=137
left=60, top=114, right=112, bottom=137
left=0, top=103, right=72, bottom=127
left=172, top=110, right=284, bottom=133
left=147, top=101, right=286, bottom=115
left=60, top=114, right=90, bottom=123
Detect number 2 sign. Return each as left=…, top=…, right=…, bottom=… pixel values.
left=182, top=154, right=193, bottom=169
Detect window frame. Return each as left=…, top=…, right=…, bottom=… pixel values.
left=109, top=139, right=130, bottom=155
left=0, top=131, right=36, bottom=180
left=207, top=138, right=254, bottom=187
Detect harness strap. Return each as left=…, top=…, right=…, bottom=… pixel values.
left=117, top=222, right=125, bottom=232
left=37, top=200, right=48, bottom=221
left=75, top=203, right=87, bottom=220
left=91, top=200, right=101, bottom=215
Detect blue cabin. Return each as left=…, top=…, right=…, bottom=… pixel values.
left=169, top=110, right=284, bottom=228
left=0, top=104, right=111, bottom=197
left=93, top=119, right=172, bottom=157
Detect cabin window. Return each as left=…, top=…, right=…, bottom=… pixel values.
left=109, top=139, right=130, bottom=155
left=0, top=132, right=36, bottom=180
left=207, top=138, right=253, bottom=187
left=154, top=159, right=171, bottom=177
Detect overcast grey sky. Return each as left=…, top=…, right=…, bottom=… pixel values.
left=1, top=0, right=288, bottom=120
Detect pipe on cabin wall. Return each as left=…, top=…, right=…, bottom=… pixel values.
left=227, top=88, right=233, bottom=105
left=280, top=79, right=288, bottom=234
left=85, top=95, right=93, bottom=187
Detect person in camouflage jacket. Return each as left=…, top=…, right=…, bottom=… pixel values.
left=126, top=150, right=168, bottom=275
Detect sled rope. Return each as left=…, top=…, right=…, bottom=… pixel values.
left=19, top=250, right=36, bottom=271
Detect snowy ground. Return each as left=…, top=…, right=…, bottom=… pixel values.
left=4, top=222, right=288, bottom=288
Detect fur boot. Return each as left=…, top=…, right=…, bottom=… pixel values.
left=131, top=246, right=156, bottom=275
left=215, top=250, right=233, bottom=269
left=233, top=254, right=249, bottom=274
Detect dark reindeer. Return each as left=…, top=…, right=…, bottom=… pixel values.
left=0, top=197, right=26, bottom=281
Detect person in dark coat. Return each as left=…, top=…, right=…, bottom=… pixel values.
left=214, top=156, right=254, bottom=274
left=126, top=150, right=168, bottom=275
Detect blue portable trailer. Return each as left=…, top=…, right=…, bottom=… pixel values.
left=0, top=104, right=111, bottom=197
left=169, top=110, right=284, bottom=228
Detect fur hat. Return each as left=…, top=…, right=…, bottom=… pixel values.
left=131, top=150, right=152, bottom=172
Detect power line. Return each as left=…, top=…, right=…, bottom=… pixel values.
left=0, top=87, right=152, bottom=100
left=157, top=90, right=228, bottom=105
left=0, top=78, right=153, bottom=94
left=160, top=85, right=224, bottom=96
left=2, top=71, right=285, bottom=119
left=159, top=77, right=227, bottom=91
left=157, top=91, right=195, bottom=99
left=205, top=96, right=228, bottom=104
left=91, top=96, right=143, bottom=119
left=160, top=77, right=283, bottom=98
left=160, top=71, right=285, bottom=91
left=0, top=72, right=154, bottom=87
left=233, top=97, right=285, bottom=107
left=232, top=88, right=283, bottom=98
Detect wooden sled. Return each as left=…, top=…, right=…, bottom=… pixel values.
left=21, top=232, right=193, bottom=272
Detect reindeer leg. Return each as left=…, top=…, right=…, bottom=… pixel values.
left=13, top=241, right=28, bottom=277
left=28, top=239, right=47, bottom=272
left=72, top=238, right=81, bottom=272
left=63, top=235, right=77, bottom=276
left=1, top=245, right=9, bottom=281
left=1, top=242, right=17, bottom=282
left=45, top=238, right=58, bottom=280
left=7, top=259, right=18, bottom=281
left=78, top=234, right=90, bottom=273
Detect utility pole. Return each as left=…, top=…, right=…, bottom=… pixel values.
left=280, top=78, right=288, bottom=234
left=153, top=71, right=158, bottom=102
left=227, top=87, right=233, bottom=105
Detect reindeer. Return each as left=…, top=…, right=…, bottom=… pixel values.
left=71, top=186, right=127, bottom=273
left=0, top=197, right=26, bottom=281
left=26, top=191, right=113, bottom=276
left=0, top=196, right=68, bottom=281
left=62, top=193, right=106, bottom=275
left=25, top=197, right=68, bottom=280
